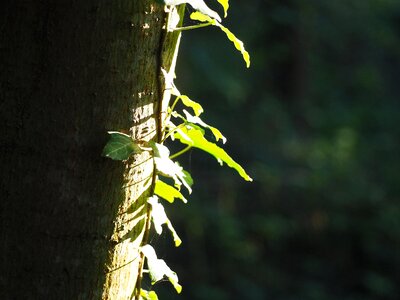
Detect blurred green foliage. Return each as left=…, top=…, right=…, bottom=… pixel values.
left=156, top=0, right=400, bottom=299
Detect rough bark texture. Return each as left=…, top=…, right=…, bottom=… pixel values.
left=0, top=1, right=183, bottom=299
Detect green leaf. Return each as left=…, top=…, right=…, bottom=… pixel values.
left=102, top=131, right=141, bottom=160
left=216, top=0, right=229, bottom=18
left=168, top=81, right=203, bottom=116
left=174, top=125, right=253, bottom=181
left=141, top=244, right=157, bottom=261
left=218, top=24, right=250, bottom=68
left=190, top=12, right=250, bottom=68
left=141, top=245, right=182, bottom=294
left=182, top=170, right=194, bottom=188
left=140, top=289, right=159, bottom=300
left=151, top=143, right=192, bottom=193
left=183, top=109, right=226, bottom=143
left=147, top=196, right=165, bottom=235
left=180, top=95, right=204, bottom=116
left=150, top=141, right=170, bottom=158
left=155, top=180, right=188, bottom=203
left=169, top=276, right=183, bottom=294
left=148, top=291, right=158, bottom=300
left=190, top=11, right=215, bottom=24
left=148, top=196, right=182, bottom=247
left=166, top=221, right=182, bottom=247
left=155, top=156, right=192, bottom=193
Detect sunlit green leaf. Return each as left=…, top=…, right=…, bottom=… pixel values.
left=182, top=170, right=194, bottom=188
left=180, top=95, right=204, bottom=116
left=141, top=245, right=182, bottom=293
left=169, top=83, right=203, bottom=116
left=174, top=126, right=192, bottom=143
left=166, top=220, right=182, bottom=247
left=151, top=143, right=192, bottom=194
left=150, top=141, right=170, bottom=158
left=140, top=289, right=159, bottom=300
left=141, top=245, right=165, bottom=282
left=154, top=157, right=182, bottom=185
left=218, top=24, right=250, bottom=68
left=102, top=131, right=141, bottom=160
left=216, top=0, right=229, bottom=18
left=168, top=275, right=183, bottom=294
left=148, top=291, right=158, bottom=300
left=155, top=180, right=187, bottom=203
left=148, top=196, right=182, bottom=247
left=155, top=156, right=192, bottom=193
left=168, top=81, right=203, bottom=116
left=190, top=11, right=215, bottom=24
left=147, top=196, right=165, bottom=235
left=190, top=12, right=250, bottom=68
left=141, top=244, right=157, bottom=260
left=174, top=125, right=253, bottom=181
left=183, top=109, right=226, bottom=143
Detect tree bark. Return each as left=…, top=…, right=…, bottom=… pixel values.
left=0, top=1, right=183, bottom=298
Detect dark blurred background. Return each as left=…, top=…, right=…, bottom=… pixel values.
left=155, top=1, right=400, bottom=299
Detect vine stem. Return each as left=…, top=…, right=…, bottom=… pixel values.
left=134, top=4, right=186, bottom=298
left=173, top=22, right=212, bottom=31
left=168, top=95, right=181, bottom=116
left=133, top=5, right=169, bottom=299
left=169, top=145, right=192, bottom=160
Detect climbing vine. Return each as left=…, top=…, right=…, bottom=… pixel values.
left=102, top=1, right=251, bottom=299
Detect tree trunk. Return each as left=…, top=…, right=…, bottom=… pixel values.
left=0, top=1, right=183, bottom=298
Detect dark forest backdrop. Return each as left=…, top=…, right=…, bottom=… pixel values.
left=152, top=1, right=399, bottom=299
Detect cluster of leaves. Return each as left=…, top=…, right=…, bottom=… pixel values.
left=102, top=86, right=251, bottom=298
left=102, top=0, right=251, bottom=299
left=169, top=1, right=400, bottom=299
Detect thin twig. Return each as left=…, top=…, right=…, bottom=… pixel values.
left=173, top=22, right=212, bottom=31
left=169, top=145, right=192, bottom=159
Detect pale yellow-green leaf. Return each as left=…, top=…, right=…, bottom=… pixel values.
left=148, top=291, right=158, bottom=300
left=147, top=196, right=166, bottom=235
left=141, top=245, right=182, bottom=293
left=169, top=276, right=183, bottom=294
left=180, top=95, right=204, bottom=116
left=141, top=244, right=157, bottom=261
left=154, top=156, right=192, bottom=194
left=155, top=180, right=187, bottom=203
left=171, top=229, right=182, bottom=247
left=218, top=24, right=250, bottom=68
left=167, top=220, right=182, bottom=247
left=140, top=289, right=159, bottom=300
left=152, top=141, right=193, bottom=193
left=154, top=157, right=182, bottom=189
left=209, top=127, right=226, bottom=143
left=149, top=259, right=169, bottom=283
left=183, top=109, right=226, bottom=143
left=189, top=12, right=250, bottom=68
left=148, top=196, right=182, bottom=247
left=174, top=125, right=253, bottom=181
left=149, top=141, right=170, bottom=158
left=216, top=0, right=229, bottom=18
left=190, top=11, right=215, bottom=24
left=174, top=126, right=192, bottom=143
